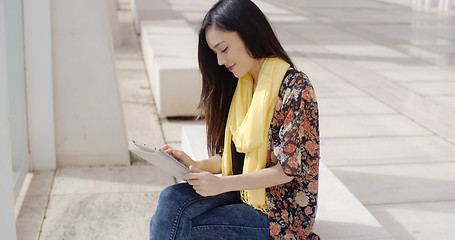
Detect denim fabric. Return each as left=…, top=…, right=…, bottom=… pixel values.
left=150, top=183, right=270, bottom=240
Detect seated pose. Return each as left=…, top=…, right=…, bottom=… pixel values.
left=150, top=0, right=320, bottom=239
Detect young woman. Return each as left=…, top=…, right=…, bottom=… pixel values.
left=150, top=0, right=320, bottom=239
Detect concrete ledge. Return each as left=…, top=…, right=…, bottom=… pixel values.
left=181, top=124, right=392, bottom=240
left=141, top=20, right=201, bottom=117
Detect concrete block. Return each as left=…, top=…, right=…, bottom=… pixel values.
left=181, top=125, right=210, bottom=160
left=314, top=164, right=392, bottom=240
left=141, top=20, right=202, bottom=117
left=131, top=0, right=182, bottom=34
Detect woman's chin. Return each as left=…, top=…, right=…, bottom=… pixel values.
left=234, top=71, right=249, bottom=79
left=231, top=72, right=241, bottom=78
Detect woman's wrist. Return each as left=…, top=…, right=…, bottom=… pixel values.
left=195, top=156, right=222, bottom=174
left=193, top=160, right=203, bottom=170
left=218, top=175, right=233, bottom=193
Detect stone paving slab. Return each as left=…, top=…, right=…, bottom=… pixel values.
left=15, top=171, right=54, bottom=240
left=403, top=81, right=455, bottom=95
left=52, top=166, right=173, bottom=195
left=117, top=70, right=154, bottom=104
left=318, top=96, right=396, bottom=116
left=331, top=162, right=455, bottom=205
left=299, top=69, right=346, bottom=84
left=367, top=201, right=455, bottom=240
left=289, top=48, right=455, bottom=144
left=16, top=195, right=49, bottom=240
left=40, top=192, right=159, bottom=240
left=38, top=166, right=173, bottom=240
left=428, top=95, right=455, bottom=112
left=315, top=82, right=368, bottom=98
left=321, top=136, right=455, bottom=166
left=160, top=118, right=204, bottom=143
left=320, top=115, right=432, bottom=138
left=379, top=68, right=455, bottom=82
left=115, top=57, right=147, bottom=72
left=122, top=103, right=164, bottom=149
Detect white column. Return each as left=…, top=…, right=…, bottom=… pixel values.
left=0, top=0, right=18, bottom=238
left=438, top=0, right=451, bottom=10
left=52, top=0, right=129, bottom=167
left=107, top=0, right=121, bottom=47
left=23, top=0, right=56, bottom=171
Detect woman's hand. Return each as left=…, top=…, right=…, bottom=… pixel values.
left=184, top=165, right=226, bottom=197
left=161, top=145, right=199, bottom=169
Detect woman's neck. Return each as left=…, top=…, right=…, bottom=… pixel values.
left=251, top=58, right=265, bottom=93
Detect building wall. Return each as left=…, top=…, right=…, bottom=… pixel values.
left=0, top=0, right=19, bottom=238
left=23, top=0, right=56, bottom=171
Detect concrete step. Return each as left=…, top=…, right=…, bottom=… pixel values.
left=181, top=124, right=393, bottom=240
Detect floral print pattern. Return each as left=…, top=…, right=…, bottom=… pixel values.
left=266, top=69, right=320, bottom=240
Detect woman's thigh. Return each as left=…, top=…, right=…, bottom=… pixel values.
left=153, top=183, right=241, bottom=218
left=150, top=183, right=242, bottom=240
left=190, top=203, right=270, bottom=240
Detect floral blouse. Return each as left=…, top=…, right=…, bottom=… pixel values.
left=266, top=69, right=320, bottom=240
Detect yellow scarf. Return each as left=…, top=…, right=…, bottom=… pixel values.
left=221, top=57, right=290, bottom=213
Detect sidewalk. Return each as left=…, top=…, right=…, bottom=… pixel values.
left=15, top=0, right=455, bottom=239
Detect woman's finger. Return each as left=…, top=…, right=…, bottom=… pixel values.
left=184, top=172, right=200, bottom=181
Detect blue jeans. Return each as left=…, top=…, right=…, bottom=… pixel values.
left=150, top=183, right=270, bottom=240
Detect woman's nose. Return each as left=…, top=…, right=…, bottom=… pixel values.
left=217, top=54, right=226, bottom=66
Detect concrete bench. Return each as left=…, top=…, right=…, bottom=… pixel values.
left=131, top=0, right=182, bottom=34
left=141, top=20, right=201, bottom=117
left=413, top=0, right=453, bottom=10
left=181, top=125, right=393, bottom=240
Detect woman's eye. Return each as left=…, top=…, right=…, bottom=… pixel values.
left=221, top=47, right=228, bottom=53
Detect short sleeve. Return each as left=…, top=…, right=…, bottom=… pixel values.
left=273, top=71, right=319, bottom=177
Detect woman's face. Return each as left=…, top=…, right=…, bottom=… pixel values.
left=205, top=27, right=261, bottom=79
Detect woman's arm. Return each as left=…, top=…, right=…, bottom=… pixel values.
left=193, top=154, right=222, bottom=174
left=184, top=163, right=293, bottom=197
left=162, top=145, right=222, bottom=174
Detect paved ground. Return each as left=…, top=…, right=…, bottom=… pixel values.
left=15, top=0, right=455, bottom=239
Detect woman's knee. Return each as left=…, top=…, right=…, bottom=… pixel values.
left=151, top=185, right=193, bottom=230
left=158, top=183, right=197, bottom=206
left=158, top=184, right=179, bottom=202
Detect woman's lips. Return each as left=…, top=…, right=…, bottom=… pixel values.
left=226, top=64, right=235, bottom=71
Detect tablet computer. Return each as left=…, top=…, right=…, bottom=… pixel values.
left=130, top=140, right=190, bottom=179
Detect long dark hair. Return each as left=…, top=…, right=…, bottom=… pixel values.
left=198, top=0, right=294, bottom=155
